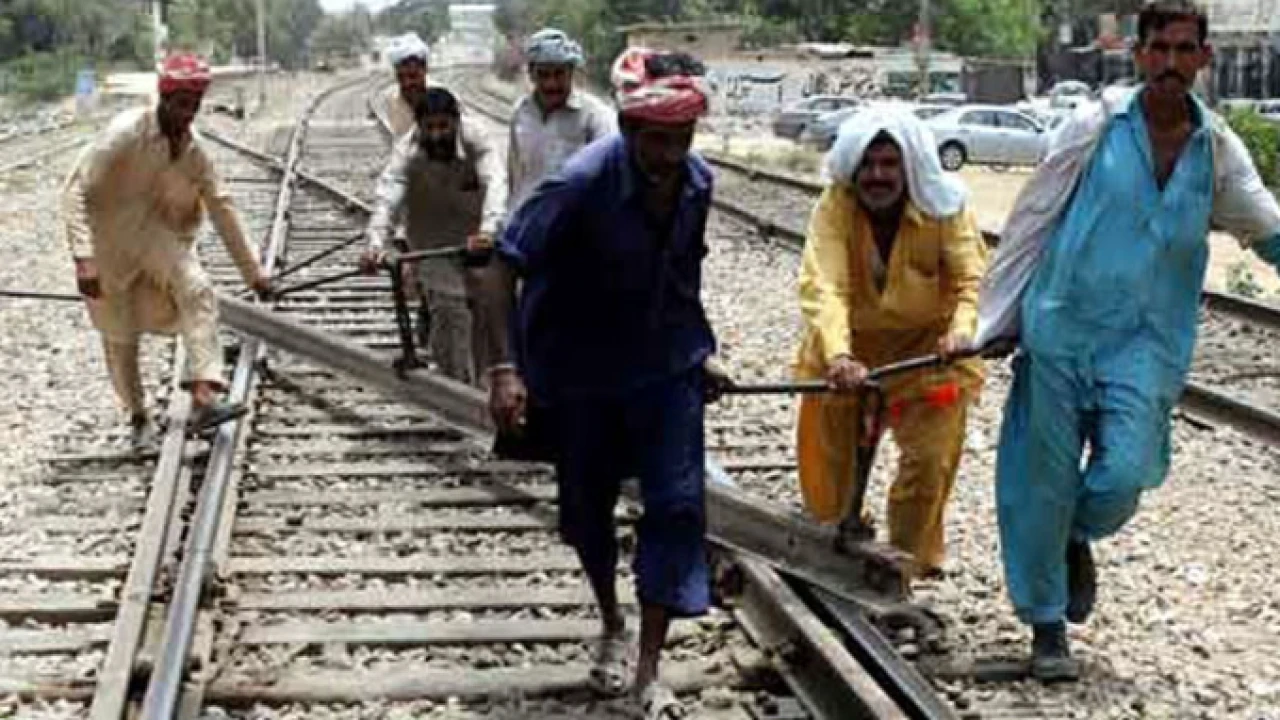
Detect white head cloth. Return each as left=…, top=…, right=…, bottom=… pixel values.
left=524, top=28, right=584, bottom=66
left=824, top=107, right=967, bottom=219
left=388, top=33, right=430, bottom=67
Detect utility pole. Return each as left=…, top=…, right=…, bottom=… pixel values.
left=916, top=0, right=931, bottom=98
left=256, top=0, right=267, bottom=108
left=152, top=0, right=166, bottom=69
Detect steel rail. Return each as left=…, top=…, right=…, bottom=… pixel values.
left=136, top=75, right=367, bottom=720
left=208, top=72, right=945, bottom=719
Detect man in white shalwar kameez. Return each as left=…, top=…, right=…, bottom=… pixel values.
left=380, top=33, right=432, bottom=139
left=62, top=53, right=271, bottom=447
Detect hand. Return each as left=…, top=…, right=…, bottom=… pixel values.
left=826, top=354, right=868, bottom=392
left=464, top=233, right=495, bottom=268
left=359, top=248, right=386, bottom=275
left=489, top=367, right=527, bottom=433
left=467, top=233, right=494, bottom=252
left=702, top=356, right=735, bottom=404
left=936, top=333, right=973, bottom=362
left=250, top=273, right=274, bottom=300
left=74, top=258, right=100, bottom=299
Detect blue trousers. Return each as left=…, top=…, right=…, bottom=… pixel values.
left=996, top=350, right=1173, bottom=625
left=552, top=370, right=710, bottom=617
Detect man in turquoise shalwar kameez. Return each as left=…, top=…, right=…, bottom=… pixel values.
left=974, top=2, right=1280, bottom=681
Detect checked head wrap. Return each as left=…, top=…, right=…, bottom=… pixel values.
left=611, top=47, right=709, bottom=125
left=158, top=52, right=211, bottom=96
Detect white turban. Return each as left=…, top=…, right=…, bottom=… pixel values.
left=824, top=107, right=967, bottom=219
left=387, top=33, right=430, bottom=67
left=524, top=28, right=584, bottom=67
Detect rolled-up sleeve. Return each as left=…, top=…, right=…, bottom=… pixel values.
left=367, top=135, right=414, bottom=252
left=463, top=120, right=508, bottom=237
left=941, top=207, right=988, bottom=337
left=1211, top=125, right=1280, bottom=248
left=798, top=187, right=854, bottom=363
left=498, top=176, right=578, bottom=276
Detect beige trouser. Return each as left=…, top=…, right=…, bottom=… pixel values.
left=92, top=255, right=225, bottom=414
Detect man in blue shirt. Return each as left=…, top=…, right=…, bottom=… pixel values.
left=479, top=49, right=729, bottom=718
left=989, top=2, right=1280, bottom=681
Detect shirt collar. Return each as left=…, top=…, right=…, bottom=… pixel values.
left=1116, top=84, right=1208, bottom=130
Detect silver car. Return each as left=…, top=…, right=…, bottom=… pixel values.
left=771, top=95, right=861, bottom=139
left=927, top=105, right=1048, bottom=170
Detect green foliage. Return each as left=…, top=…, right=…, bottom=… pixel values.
left=1, top=48, right=86, bottom=102
left=376, top=0, right=451, bottom=42
left=1222, top=106, right=1280, bottom=188
left=310, top=11, right=373, bottom=61
left=1227, top=260, right=1264, bottom=298
left=168, top=0, right=324, bottom=69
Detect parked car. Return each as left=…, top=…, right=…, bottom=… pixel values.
left=798, top=106, right=862, bottom=149
left=927, top=105, right=1048, bottom=170
left=771, top=95, right=861, bottom=139
left=799, top=102, right=957, bottom=151
left=921, top=92, right=967, bottom=107
left=1048, top=80, right=1092, bottom=110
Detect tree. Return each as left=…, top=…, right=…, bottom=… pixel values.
left=376, top=0, right=451, bottom=42
left=310, top=11, right=373, bottom=61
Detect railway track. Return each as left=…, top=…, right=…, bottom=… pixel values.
left=0, top=70, right=954, bottom=720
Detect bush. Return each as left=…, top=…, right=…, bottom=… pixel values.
left=1222, top=106, right=1279, bottom=188
left=1, top=50, right=87, bottom=103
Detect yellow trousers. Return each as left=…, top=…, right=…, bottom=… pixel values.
left=797, top=387, right=970, bottom=573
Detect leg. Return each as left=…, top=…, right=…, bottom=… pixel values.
left=425, top=291, right=476, bottom=386
left=170, top=258, right=248, bottom=431
left=795, top=392, right=863, bottom=523
left=101, top=336, right=145, bottom=417
left=628, top=371, right=709, bottom=700
left=552, top=399, right=629, bottom=693
left=885, top=386, right=969, bottom=575
left=995, top=353, right=1087, bottom=626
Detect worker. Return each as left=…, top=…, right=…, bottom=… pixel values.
left=793, top=109, right=986, bottom=578
left=380, top=33, right=432, bottom=139
left=361, top=87, right=507, bottom=387
left=481, top=48, right=730, bottom=720
left=62, top=52, right=271, bottom=448
left=975, top=1, right=1280, bottom=682
left=507, top=28, right=615, bottom=212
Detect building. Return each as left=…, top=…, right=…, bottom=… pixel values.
left=1203, top=0, right=1280, bottom=99
left=618, top=21, right=744, bottom=62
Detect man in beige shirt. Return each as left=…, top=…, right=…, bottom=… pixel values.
left=361, top=87, right=507, bottom=386
left=379, top=33, right=431, bottom=139
left=62, top=53, right=271, bottom=447
left=506, top=28, right=615, bottom=213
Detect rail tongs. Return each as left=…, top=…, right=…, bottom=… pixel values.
left=720, top=338, right=1016, bottom=553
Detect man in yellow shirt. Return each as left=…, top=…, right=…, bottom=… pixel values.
left=794, top=109, right=987, bottom=578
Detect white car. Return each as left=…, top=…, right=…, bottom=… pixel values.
left=927, top=105, right=1048, bottom=170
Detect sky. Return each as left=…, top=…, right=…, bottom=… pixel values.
left=318, top=0, right=397, bottom=12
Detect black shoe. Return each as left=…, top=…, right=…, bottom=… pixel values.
left=1066, top=539, right=1096, bottom=624
left=1031, top=621, right=1079, bottom=682
left=129, top=412, right=159, bottom=450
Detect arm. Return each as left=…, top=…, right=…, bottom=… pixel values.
left=1210, top=124, right=1280, bottom=269
left=465, top=120, right=509, bottom=237
left=798, top=187, right=855, bottom=364
left=367, top=134, right=415, bottom=254
left=193, top=143, right=264, bottom=286
left=477, top=176, right=579, bottom=371
left=941, top=207, right=988, bottom=338
left=65, top=116, right=140, bottom=260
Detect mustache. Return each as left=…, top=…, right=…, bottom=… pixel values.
left=1156, top=69, right=1189, bottom=84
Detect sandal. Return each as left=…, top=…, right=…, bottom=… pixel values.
left=637, top=682, right=686, bottom=720
left=587, top=630, right=632, bottom=697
